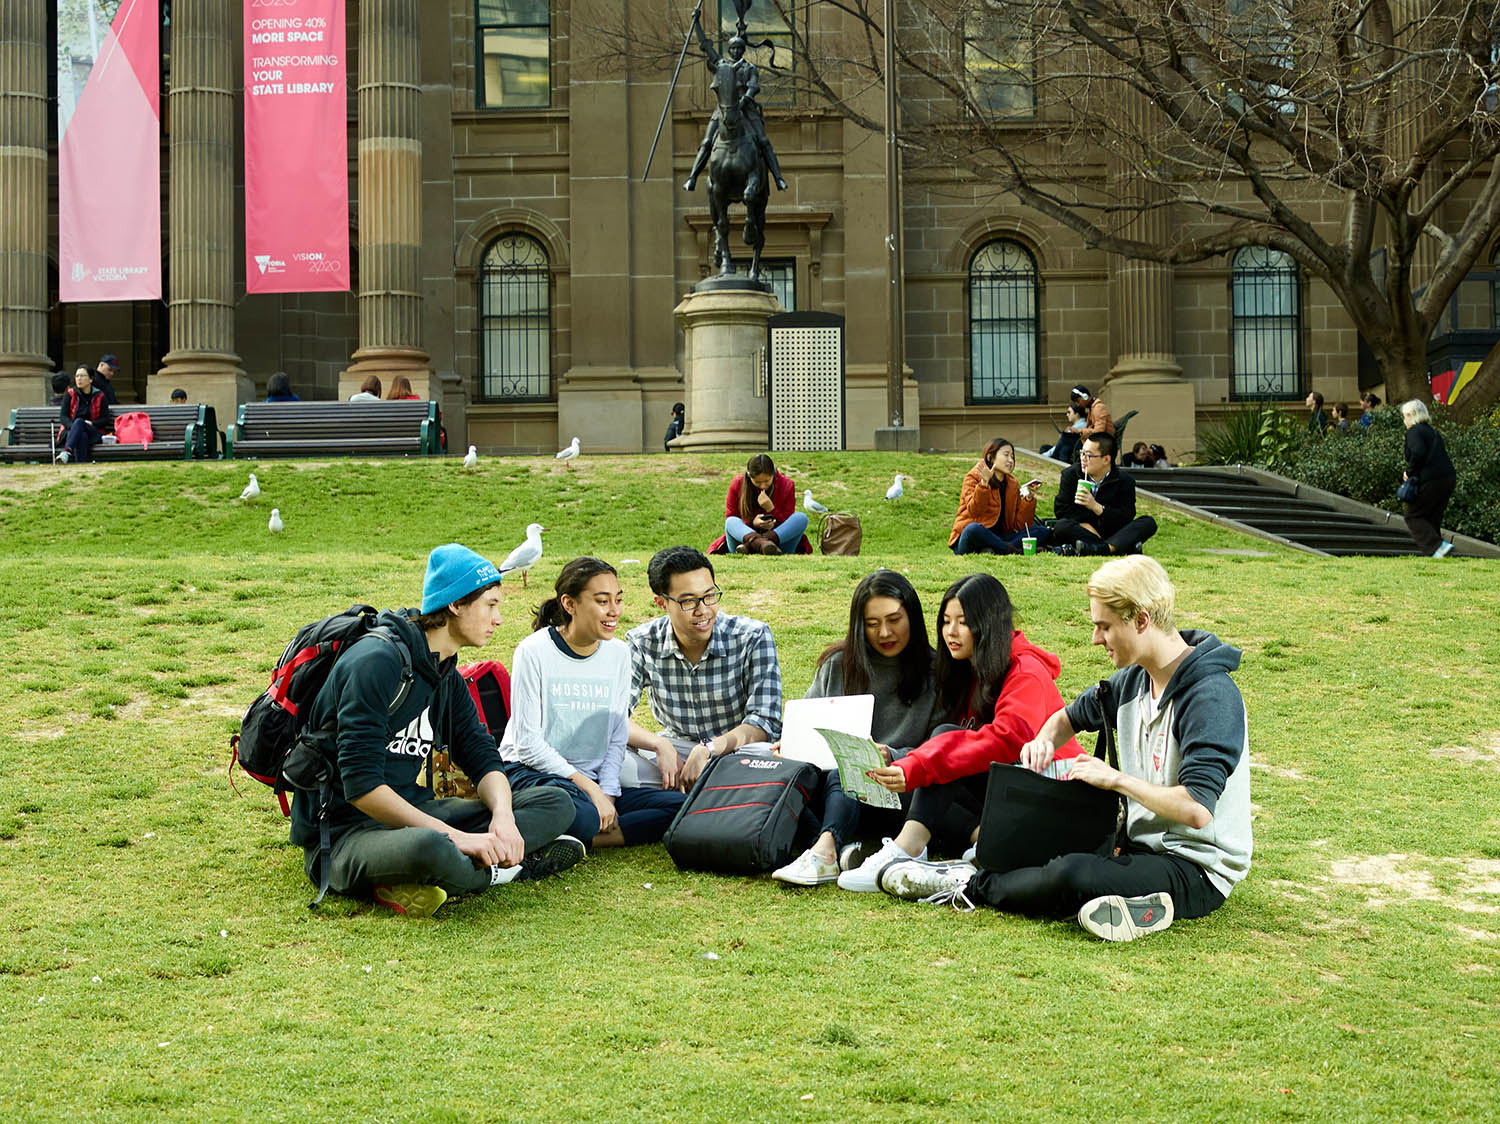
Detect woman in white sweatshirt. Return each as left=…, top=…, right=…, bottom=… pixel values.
left=500, top=557, right=687, bottom=846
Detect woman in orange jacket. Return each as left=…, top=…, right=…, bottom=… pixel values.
left=949, top=438, right=1049, bottom=554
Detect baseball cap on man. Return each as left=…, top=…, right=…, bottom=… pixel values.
left=99, top=354, right=119, bottom=370
left=421, top=543, right=502, bottom=613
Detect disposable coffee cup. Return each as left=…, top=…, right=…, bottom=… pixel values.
left=1022, top=537, right=1037, bottom=556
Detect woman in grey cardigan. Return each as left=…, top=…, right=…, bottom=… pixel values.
left=771, top=571, right=939, bottom=886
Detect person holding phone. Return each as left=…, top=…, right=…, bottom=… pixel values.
left=949, top=438, right=1050, bottom=555
left=709, top=453, right=812, bottom=555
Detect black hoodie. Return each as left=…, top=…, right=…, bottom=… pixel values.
left=289, top=609, right=504, bottom=848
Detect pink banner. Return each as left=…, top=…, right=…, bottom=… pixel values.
left=58, top=0, right=161, bottom=303
left=244, top=0, right=350, bottom=294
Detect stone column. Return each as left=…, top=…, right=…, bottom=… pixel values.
left=1103, top=92, right=1194, bottom=459
left=0, top=1, right=52, bottom=422
left=155, top=0, right=250, bottom=429
left=343, top=0, right=430, bottom=397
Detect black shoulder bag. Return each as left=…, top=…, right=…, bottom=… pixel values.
left=973, top=680, right=1126, bottom=874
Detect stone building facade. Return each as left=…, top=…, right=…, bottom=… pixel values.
left=1, top=0, right=1404, bottom=460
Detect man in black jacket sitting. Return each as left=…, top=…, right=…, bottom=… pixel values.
left=1051, top=432, right=1158, bottom=556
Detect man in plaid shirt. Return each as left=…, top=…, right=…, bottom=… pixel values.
left=624, top=546, right=784, bottom=790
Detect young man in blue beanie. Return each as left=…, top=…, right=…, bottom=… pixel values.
left=289, top=542, right=584, bottom=917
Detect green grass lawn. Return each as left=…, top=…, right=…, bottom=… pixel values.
left=1, top=450, right=1496, bottom=1123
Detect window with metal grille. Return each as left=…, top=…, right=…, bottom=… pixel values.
left=1231, top=246, right=1302, bottom=399
left=968, top=240, right=1039, bottom=403
left=480, top=233, right=550, bottom=400
left=477, top=0, right=549, bottom=109
left=760, top=258, right=795, bottom=311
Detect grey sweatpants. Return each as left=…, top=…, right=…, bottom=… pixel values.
left=309, top=789, right=574, bottom=897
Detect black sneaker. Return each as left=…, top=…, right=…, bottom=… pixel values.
left=517, top=834, right=586, bottom=881
left=1077, top=892, right=1174, bottom=941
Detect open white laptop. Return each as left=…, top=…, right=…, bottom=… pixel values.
left=778, top=694, right=875, bottom=771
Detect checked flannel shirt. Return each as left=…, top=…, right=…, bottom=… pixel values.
left=626, top=612, right=784, bottom=744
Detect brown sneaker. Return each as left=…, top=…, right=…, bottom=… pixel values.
left=759, top=536, right=782, bottom=555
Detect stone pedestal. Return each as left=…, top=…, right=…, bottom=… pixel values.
left=147, top=361, right=255, bottom=433
left=556, top=366, right=646, bottom=454
left=1104, top=363, right=1197, bottom=464
left=672, top=288, right=778, bottom=452
left=336, top=362, right=435, bottom=402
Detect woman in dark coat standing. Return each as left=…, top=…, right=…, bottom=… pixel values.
left=1401, top=399, right=1456, bottom=557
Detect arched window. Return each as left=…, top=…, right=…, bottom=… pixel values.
left=969, top=240, right=1039, bottom=403
left=480, top=233, right=550, bottom=401
left=1231, top=246, right=1302, bottom=399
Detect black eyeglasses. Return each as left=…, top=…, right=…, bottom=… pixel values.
left=662, top=587, right=722, bottom=613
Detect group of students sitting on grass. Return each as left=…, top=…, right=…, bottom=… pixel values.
left=293, top=541, right=1250, bottom=943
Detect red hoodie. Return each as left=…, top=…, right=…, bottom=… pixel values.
left=897, top=629, right=1083, bottom=789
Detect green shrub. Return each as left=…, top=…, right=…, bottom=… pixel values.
left=1191, top=404, right=1269, bottom=465
left=1287, top=405, right=1500, bottom=543
left=1289, top=409, right=1406, bottom=507
left=1193, top=402, right=1310, bottom=472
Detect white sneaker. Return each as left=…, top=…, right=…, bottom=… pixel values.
left=1077, top=892, right=1174, bottom=942
left=878, top=858, right=978, bottom=908
left=55, top=450, right=71, bottom=464
left=1433, top=541, right=1454, bottom=558
left=838, top=841, right=865, bottom=871
left=961, top=843, right=977, bottom=863
left=771, top=848, right=840, bottom=886
left=835, top=837, right=926, bottom=892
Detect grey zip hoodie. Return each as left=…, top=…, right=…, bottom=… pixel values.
left=1065, top=629, right=1252, bottom=897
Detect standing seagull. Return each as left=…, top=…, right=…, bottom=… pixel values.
left=555, top=436, right=581, bottom=467
left=462, top=445, right=478, bottom=469
left=885, top=473, right=907, bottom=501
left=803, top=489, right=829, bottom=515
left=239, top=473, right=260, bottom=502
left=268, top=508, right=284, bottom=533
left=499, top=523, right=545, bottom=587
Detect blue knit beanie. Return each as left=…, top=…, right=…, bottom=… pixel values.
left=421, top=543, right=502, bottom=613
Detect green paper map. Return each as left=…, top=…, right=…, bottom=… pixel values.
left=814, top=728, right=902, bottom=810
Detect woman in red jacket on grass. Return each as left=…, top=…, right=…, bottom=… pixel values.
left=707, top=453, right=812, bottom=555
left=837, top=572, right=1083, bottom=891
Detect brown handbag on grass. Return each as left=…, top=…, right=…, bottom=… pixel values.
left=818, top=513, right=862, bottom=555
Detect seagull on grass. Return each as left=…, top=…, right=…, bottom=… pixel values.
left=803, top=490, right=829, bottom=515
left=885, top=474, right=908, bottom=501
left=499, top=523, right=545, bottom=587
left=239, top=473, right=260, bottom=502
left=268, top=508, right=284, bottom=533
left=555, top=437, right=580, bottom=467
left=462, top=445, right=478, bottom=469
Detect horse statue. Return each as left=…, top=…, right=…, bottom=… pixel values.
left=705, top=55, right=770, bottom=283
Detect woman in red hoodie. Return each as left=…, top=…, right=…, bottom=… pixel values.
left=837, top=572, right=1083, bottom=891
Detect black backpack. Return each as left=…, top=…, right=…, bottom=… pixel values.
left=230, top=605, right=412, bottom=905
left=663, top=753, right=820, bottom=874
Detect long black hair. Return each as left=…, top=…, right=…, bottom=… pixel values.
left=533, top=557, right=618, bottom=632
left=737, top=453, right=778, bottom=524
left=934, top=573, right=1015, bottom=723
left=816, top=570, right=933, bottom=705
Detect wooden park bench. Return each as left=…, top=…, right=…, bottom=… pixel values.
left=1, top=403, right=219, bottom=463
left=223, top=400, right=442, bottom=459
